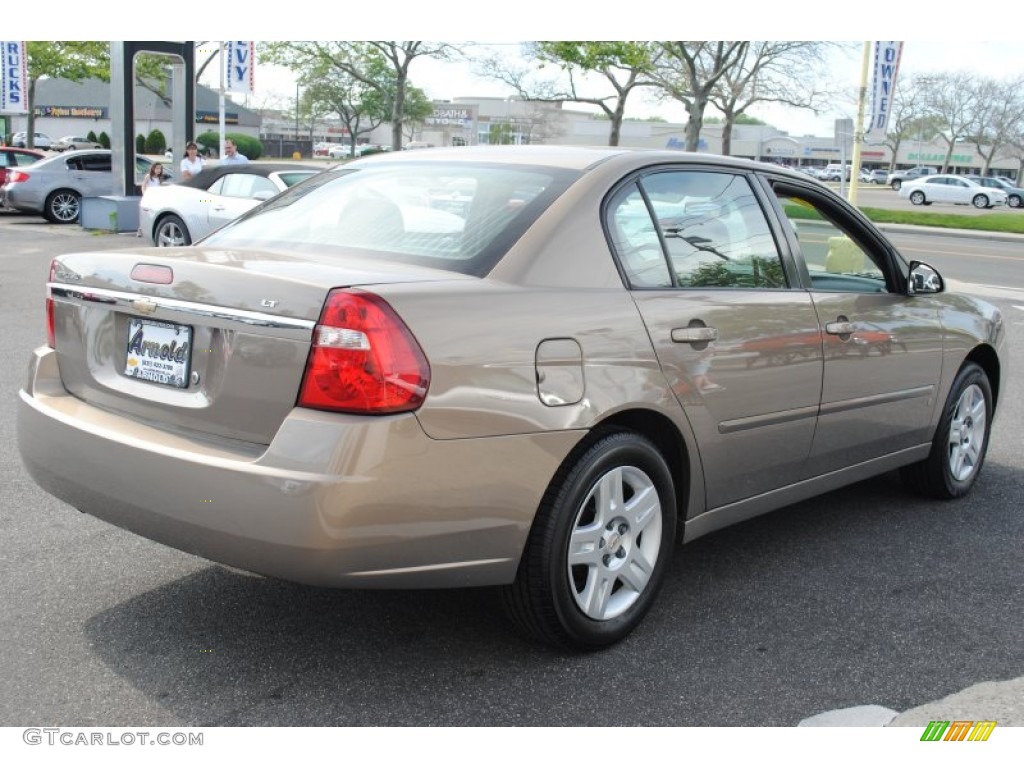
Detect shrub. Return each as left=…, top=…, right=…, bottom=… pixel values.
left=86, top=130, right=98, bottom=143
left=136, top=134, right=146, bottom=154
left=144, top=129, right=167, bottom=155
left=98, top=131, right=110, bottom=149
left=194, top=131, right=263, bottom=160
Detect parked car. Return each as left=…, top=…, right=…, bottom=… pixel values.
left=861, top=169, right=889, bottom=184
left=899, top=174, right=1007, bottom=209
left=18, top=147, right=1006, bottom=650
left=966, top=175, right=1023, bottom=209
left=822, top=163, right=851, bottom=181
left=0, top=147, right=45, bottom=189
left=139, top=163, right=321, bottom=246
left=11, top=131, right=55, bottom=150
left=887, top=166, right=937, bottom=190
left=2, top=150, right=163, bottom=223
left=327, top=145, right=353, bottom=159
left=51, top=136, right=104, bottom=152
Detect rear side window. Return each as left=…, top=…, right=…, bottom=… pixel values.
left=607, top=170, right=786, bottom=290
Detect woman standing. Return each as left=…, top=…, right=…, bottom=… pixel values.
left=179, top=142, right=203, bottom=180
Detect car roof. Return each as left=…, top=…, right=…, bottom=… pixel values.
left=179, top=162, right=320, bottom=189
left=345, top=144, right=815, bottom=183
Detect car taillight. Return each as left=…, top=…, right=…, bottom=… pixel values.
left=46, top=260, right=57, bottom=348
left=298, top=289, right=430, bottom=414
left=7, top=170, right=29, bottom=184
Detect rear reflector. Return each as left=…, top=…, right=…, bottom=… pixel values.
left=298, top=289, right=430, bottom=414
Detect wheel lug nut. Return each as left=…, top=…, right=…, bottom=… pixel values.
left=617, top=547, right=626, bottom=558
left=602, top=554, right=611, bottom=566
left=618, top=524, right=628, bottom=535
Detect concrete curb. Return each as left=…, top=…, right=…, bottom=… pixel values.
left=798, top=676, right=1024, bottom=727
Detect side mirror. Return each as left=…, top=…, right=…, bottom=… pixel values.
left=908, top=261, right=944, bottom=295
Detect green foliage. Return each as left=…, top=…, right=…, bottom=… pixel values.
left=535, top=41, right=656, bottom=72
left=98, top=132, right=110, bottom=149
left=136, top=134, right=146, bottom=154
left=86, top=130, right=98, bottom=143
left=144, top=129, right=167, bottom=154
left=26, top=42, right=109, bottom=83
left=860, top=207, right=1024, bottom=235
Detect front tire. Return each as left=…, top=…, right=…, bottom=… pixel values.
left=503, top=431, right=677, bottom=650
left=891, top=180, right=902, bottom=191
left=1008, top=194, right=1022, bottom=208
left=901, top=362, right=992, bottom=499
left=154, top=214, right=191, bottom=246
left=44, top=189, right=81, bottom=223
left=972, top=194, right=989, bottom=209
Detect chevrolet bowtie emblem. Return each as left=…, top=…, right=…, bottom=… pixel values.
left=131, top=298, right=158, bottom=315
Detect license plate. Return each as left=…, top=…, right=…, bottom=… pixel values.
left=125, top=317, right=193, bottom=388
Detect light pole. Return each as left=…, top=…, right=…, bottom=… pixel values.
left=295, top=82, right=300, bottom=157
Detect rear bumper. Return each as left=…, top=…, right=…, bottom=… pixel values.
left=19, top=346, right=582, bottom=588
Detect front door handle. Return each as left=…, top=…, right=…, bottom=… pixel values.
left=671, top=326, right=718, bottom=343
left=825, top=321, right=856, bottom=336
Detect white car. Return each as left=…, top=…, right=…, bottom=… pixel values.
left=898, top=174, right=1007, bottom=209
left=327, top=145, right=353, bottom=159
left=139, top=163, right=320, bottom=246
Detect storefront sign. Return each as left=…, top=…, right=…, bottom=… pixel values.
left=34, top=105, right=108, bottom=119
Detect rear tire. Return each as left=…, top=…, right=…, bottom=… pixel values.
left=503, top=431, right=676, bottom=650
left=891, top=180, right=902, bottom=191
left=154, top=214, right=191, bottom=246
left=901, top=362, right=992, bottom=499
left=909, top=191, right=925, bottom=205
left=44, top=189, right=81, bottom=223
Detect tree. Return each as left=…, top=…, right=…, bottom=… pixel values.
left=708, top=42, right=837, bottom=156
left=478, top=42, right=659, bottom=146
left=966, top=76, right=1024, bottom=175
left=263, top=41, right=457, bottom=150
left=299, top=62, right=386, bottom=154
left=651, top=42, right=750, bottom=152
left=23, top=42, right=109, bottom=148
left=919, top=72, right=979, bottom=173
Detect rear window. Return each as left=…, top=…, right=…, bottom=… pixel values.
left=201, top=163, right=578, bottom=276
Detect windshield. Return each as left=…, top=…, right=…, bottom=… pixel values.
left=201, top=162, right=579, bottom=276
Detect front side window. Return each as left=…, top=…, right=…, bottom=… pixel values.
left=607, top=170, right=786, bottom=290
left=772, top=189, right=889, bottom=294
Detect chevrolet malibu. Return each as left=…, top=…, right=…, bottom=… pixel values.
left=18, top=147, right=1006, bottom=649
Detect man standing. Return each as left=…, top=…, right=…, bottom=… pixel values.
left=221, top=139, right=249, bottom=165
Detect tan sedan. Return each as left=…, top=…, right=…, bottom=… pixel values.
left=18, top=147, right=1007, bottom=649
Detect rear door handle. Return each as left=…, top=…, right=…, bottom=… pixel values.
left=671, top=327, right=718, bottom=343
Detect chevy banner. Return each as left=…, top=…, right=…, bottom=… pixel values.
left=2, top=41, right=29, bottom=114
left=866, top=41, right=903, bottom=141
left=224, top=41, right=255, bottom=96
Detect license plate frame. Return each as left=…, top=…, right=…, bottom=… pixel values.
left=124, top=317, right=193, bottom=389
